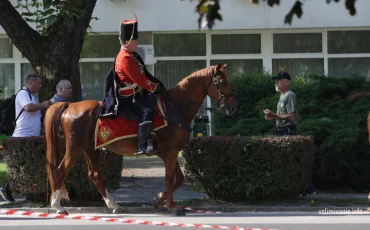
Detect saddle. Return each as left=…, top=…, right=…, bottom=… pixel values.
left=95, top=94, right=191, bottom=152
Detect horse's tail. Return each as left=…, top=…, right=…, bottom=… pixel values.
left=45, top=102, right=69, bottom=201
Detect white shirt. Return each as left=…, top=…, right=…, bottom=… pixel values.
left=12, top=87, right=42, bottom=137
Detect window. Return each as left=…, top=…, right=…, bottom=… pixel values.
left=80, top=62, right=112, bottom=101
left=137, top=32, right=153, bottom=45
left=272, top=58, right=324, bottom=78
left=210, top=59, right=263, bottom=77
left=328, top=58, right=370, bottom=77
left=153, top=33, right=206, bottom=56
left=328, top=30, right=370, bottom=54
left=211, top=34, right=261, bottom=54
left=155, top=60, right=208, bottom=117
left=154, top=60, right=206, bottom=89
left=273, top=33, right=322, bottom=53
left=21, top=63, right=33, bottom=85
left=0, top=38, right=13, bottom=58
left=81, top=32, right=153, bottom=58
left=0, top=64, right=15, bottom=98
left=81, top=35, right=120, bottom=58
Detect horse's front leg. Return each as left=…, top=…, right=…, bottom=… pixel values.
left=162, top=156, right=187, bottom=214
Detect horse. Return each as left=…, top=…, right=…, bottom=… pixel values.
left=44, top=62, right=236, bottom=215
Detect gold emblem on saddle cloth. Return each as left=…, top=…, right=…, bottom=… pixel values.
left=98, top=126, right=113, bottom=142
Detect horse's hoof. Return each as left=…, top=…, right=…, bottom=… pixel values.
left=56, top=210, right=69, bottom=215
left=152, top=197, right=160, bottom=210
left=175, top=209, right=186, bottom=216
left=113, top=207, right=126, bottom=214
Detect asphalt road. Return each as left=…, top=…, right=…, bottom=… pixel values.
left=1, top=211, right=370, bottom=230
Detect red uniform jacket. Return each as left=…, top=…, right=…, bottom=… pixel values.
left=115, top=48, right=158, bottom=97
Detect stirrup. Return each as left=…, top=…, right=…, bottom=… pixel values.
left=134, top=150, right=145, bottom=156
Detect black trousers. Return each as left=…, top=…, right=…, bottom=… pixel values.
left=121, top=92, right=156, bottom=124
left=278, top=124, right=297, bottom=136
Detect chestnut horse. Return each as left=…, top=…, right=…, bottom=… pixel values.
left=44, top=63, right=236, bottom=215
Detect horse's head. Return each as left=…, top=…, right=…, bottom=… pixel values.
left=206, top=63, right=236, bottom=115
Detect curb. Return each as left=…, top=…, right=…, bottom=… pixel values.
left=0, top=209, right=278, bottom=230
left=4, top=205, right=370, bottom=215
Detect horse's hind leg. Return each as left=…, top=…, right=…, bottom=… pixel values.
left=158, top=156, right=180, bottom=213
left=153, top=160, right=184, bottom=210
left=50, top=151, right=83, bottom=215
left=84, top=148, right=125, bottom=214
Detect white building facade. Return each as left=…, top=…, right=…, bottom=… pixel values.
left=1, top=0, right=370, bottom=128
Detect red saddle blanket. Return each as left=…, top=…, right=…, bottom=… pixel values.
left=94, top=97, right=168, bottom=150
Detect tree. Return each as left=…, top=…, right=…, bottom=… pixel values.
left=0, top=0, right=98, bottom=101
left=188, top=0, right=357, bottom=30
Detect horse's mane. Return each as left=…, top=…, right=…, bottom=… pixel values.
left=168, top=66, right=213, bottom=104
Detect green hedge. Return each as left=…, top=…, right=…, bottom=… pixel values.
left=183, top=135, right=315, bottom=201
left=2, top=136, right=122, bottom=202
left=213, top=74, right=370, bottom=192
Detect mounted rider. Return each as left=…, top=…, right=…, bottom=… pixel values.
left=115, top=15, right=167, bottom=156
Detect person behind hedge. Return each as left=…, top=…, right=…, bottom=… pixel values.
left=263, top=71, right=298, bottom=135
left=263, top=71, right=315, bottom=197
left=50, top=79, right=73, bottom=104
left=0, top=74, right=51, bottom=203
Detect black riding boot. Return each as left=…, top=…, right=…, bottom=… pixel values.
left=135, top=122, right=152, bottom=156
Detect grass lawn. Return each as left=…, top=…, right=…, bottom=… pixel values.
left=0, top=162, right=7, bottom=186
left=0, top=135, right=9, bottom=184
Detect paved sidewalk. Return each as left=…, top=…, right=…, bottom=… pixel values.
left=0, top=157, right=208, bottom=206
left=113, top=157, right=208, bottom=203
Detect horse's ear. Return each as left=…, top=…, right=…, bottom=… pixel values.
left=222, top=64, right=227, bottom=69
left=216, top=62, right=222, bottom=72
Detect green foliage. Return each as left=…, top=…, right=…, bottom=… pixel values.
left=215, top=74, right=370, bottom=192
left=14, top=0, right=99, bottom=35
left=185, top=0, right=357, bottom=29
left=212, top=71, right=275, bottom=133
left=2, top=137, right=122, bottom=202
left=183, top=136, right=315, bottom=201
left=0, top=135, right=11, bottom=146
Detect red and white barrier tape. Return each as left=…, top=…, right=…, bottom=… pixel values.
left=0, top=209, right=276, bottom=230
left=180, top=206, right=221, bottom=214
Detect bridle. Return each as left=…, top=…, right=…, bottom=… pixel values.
left=206, top=67, right=234, bottom=111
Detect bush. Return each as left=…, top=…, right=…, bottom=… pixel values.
left=212, top=72, right=275, bottom=133
left=2, top=136, right=122, bottom=202
left=214, top=75, right=370, bottom=192
left=183, top=136, right=315, bottom=201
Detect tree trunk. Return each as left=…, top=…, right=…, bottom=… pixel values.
left=0, top=0, right=98, bottom=101
left=28, top=40, right=84, bottom=102
left=0, top=0, right=102, bottom=202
